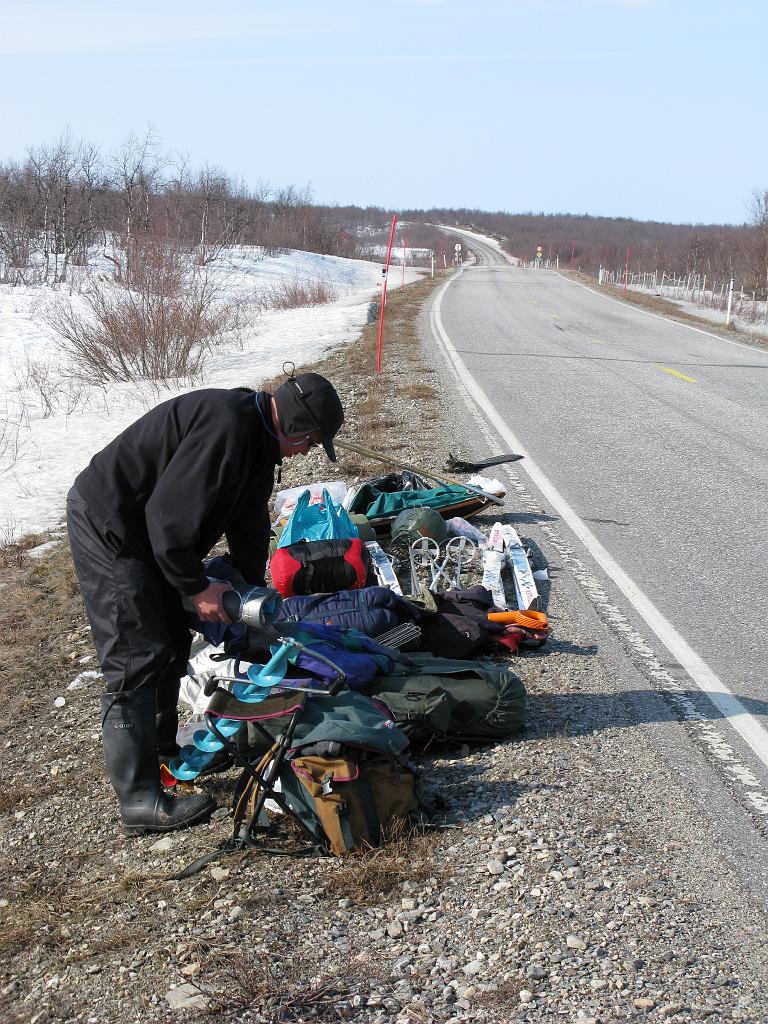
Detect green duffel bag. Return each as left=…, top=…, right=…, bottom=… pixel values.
left=366, top=653, right=526, bottom=746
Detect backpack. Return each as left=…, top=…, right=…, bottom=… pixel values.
left=228, top=688, right=424, bottom=855
left=270, top=538, right=373, bottom=597
left=366, top=653, right=526, bottom=746
left=278, top=751, right=420, bottom=855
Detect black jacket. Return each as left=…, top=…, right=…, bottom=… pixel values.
left=73, top=388, right=281, bottom=595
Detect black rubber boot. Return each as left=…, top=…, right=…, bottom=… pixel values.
left=101, top=690, right=215, bottom=834
left=156, top=687, right=181, bottom=763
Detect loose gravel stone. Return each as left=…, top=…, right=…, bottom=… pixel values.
left=165, top=984, right=209, bottom=1010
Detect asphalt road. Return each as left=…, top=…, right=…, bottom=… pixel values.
left=435, top=230, right=768, bottom=793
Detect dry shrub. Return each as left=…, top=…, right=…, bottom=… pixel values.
left=0, top=403, right=28, bottom=476
left=46, top=238, right=246, bottom=383
left=194, top=937, right=364, bottom=1023
left=266, top=276, right=338, bottom=310
left=0, top=528, right=45, bottom=568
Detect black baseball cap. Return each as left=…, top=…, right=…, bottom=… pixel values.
left=273, top=373, right=344, bottom=462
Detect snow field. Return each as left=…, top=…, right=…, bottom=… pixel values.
left=0, top=247, right=423, bottom=539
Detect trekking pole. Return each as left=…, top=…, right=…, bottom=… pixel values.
left=334, top=439, right=505, bottom=506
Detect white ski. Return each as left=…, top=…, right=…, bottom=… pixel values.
left=365, top=541, right=403, bottom=595
left=500, top=525, right=541, bottom=611
left=481, top=522, right=507, bottom=609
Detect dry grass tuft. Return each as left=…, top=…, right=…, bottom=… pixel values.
left=475, top=976, right=528, bottom=1006
left=402, top=381, right=437, bottom=401
left=0, top=782, right=55, bottom=814
left=324, top=826, right=445, bottom=905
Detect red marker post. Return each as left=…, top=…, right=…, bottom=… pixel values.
left=376, top=212, right=397, bottom=374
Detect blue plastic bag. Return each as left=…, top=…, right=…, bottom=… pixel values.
left=278, top=488, right=358, bottom=548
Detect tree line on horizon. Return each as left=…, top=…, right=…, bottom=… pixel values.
left=398, top=205, right=768, bottom=295
left=1, top=130, right=765, bottom=296
left=0, top=130, right=373, bottom=286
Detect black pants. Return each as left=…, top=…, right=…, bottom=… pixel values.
left=66, top=488, right=192, bottom=708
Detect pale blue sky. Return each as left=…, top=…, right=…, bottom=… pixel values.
left=0, top=0, right=764, bottom=225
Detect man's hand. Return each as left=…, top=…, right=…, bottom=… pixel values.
left=190, top=581, right=233, bottom=623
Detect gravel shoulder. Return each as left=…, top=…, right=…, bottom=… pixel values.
left=2, top=272, right=768, bottom=1024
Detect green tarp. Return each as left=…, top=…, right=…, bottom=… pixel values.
left=350, top=483, right=473, bottom=520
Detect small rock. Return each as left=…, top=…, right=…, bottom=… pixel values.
left=387, top=921, right=404, bottom=938
left=519, top=989, right=534, bottom=1004
left=210, top=867, right=230, bottom=881
left=228, top=906, right=244, bottom=921
left=659, top=1005, right=684, bottom=1018
left=53, top=697, right=66, bottom=708
left=151, top=837, right=174, bottom=852
left=181, top=963, right=200, bottom=976
left=566, top=934, right=588, bottom=950
left=463, top=961, right=483, bottom=975
left=487, top=861, right=505, bottom=876
left=165, top=983, right=209, bottom=1011
left=634, top=998, right=655, bottom=1011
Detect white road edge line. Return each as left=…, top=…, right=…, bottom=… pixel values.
left=430, top=273, right=768, bottom=771
left=556, top=270, right=768, bottom=356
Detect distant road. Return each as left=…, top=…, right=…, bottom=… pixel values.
left=435, top=234, right=768, bottom=779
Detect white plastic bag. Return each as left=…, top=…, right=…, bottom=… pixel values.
left=179, top=645, right=241, bottom=718
left=273, top=480, right=348, bottom=520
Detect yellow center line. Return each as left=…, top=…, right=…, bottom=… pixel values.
left=656, top=364, right=698, bottom=383
left=589, top=337, right=607, bottom=345
left=547, top=312, right=560, bottom=319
